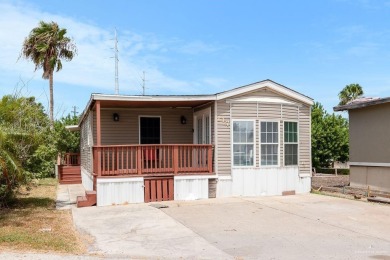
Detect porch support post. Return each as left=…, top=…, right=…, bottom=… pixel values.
left=96, top=100, right=101, bottom=146
left=137, top=146, right=142, bottom=174
left=57, top=153, right=62, bottom=165
left=173, top=145, right=178, bottom=174
left=208, top=145, right=213, bottom=173
left=96, top=100, right=102, bottom=177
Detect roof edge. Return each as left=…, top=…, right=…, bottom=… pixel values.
left=215, top=79, right=314, bottom=105
left=333, top=97, right=390, bottom=111
left=78, top=79, right=314, bottom=126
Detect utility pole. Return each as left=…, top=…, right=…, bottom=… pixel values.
left=72, top=106, right=78, bottom=117
left=114, top=28, right=119, bottom=95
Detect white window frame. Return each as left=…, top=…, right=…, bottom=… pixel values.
left=259, top=120, right=280, bottom=167
left=193, top=107, right=211, bottom=144
left=284, top=120, right=299, bottom=166
left=231, top=119, right=256, bottom=168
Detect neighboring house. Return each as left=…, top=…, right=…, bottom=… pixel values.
left=334, top=97, right=390, bottom=192
left=78, top=79, right=313, bottom=206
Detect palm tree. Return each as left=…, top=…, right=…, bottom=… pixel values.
left=338, top=83, right=364, bottom=106
left=20, top=21, right=77, bottom=126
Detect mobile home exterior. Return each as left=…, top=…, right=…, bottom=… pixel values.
left=79, top=79, right=313, bottom=206
left=334, top=97, right=390, bottom=192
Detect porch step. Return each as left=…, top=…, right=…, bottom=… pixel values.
left=59, top=178, right=82, bottom=184
left=59, top=165, right=82, bottom=184
left=76, top=190, right=97, bottom=208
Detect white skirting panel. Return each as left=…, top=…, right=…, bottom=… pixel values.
left=174, top=175, right=210, bottom=201
left=229, top=167, right=311, bottom=197
left=296, top=175, right=311, bottom=194
left=96, top=177, right=144, bottom=206
left=216, top=176, right=233, bottom=198
left=81, top=166, right=94, bottom=191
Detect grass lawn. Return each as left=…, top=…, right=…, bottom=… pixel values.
left=0, top=178, right=85, bottom=254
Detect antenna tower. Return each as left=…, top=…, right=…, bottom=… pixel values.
left=142, top=71, right=146, bottom=95
left=114, top=29, right=119, bottom=95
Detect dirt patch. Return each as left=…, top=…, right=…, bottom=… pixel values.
left=312, top=174, right=350, bottom=188
left=0, top=178, right=86, bottom=254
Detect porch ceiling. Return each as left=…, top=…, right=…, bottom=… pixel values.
left=96, top=100, right=212, bottom=109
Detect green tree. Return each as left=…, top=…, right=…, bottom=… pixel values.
left=54, top=114, right=80, bottom=154
left=0, top=95, right=49, bottom=166
left=20, top=21, right=77, bottom=125
left=0, top=93, right=82, bottom=206
left=0, top=127, right=24, bottom=207
left=0, top=94, right=56, bottom=178
left=311, top=102, right=349, bottom=168
left=338, top=83, right=364, bottom=106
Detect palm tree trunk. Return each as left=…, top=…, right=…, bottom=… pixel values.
left=49, top=71, right=54, bottom=128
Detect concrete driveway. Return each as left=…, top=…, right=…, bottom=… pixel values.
left=72, top=194, right=390, bottom=259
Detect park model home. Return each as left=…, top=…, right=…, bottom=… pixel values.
left=334, top=97, right=390, bottom=192
left=77, top=80, right=313, bottom=206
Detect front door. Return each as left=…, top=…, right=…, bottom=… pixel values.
left=140, top=117, right=161, bottom=144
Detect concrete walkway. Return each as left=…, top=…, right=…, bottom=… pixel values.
left=71, top=195, right=390, bottom=259
left=72, top=204, right=231, bottom=259
left=56, top=184, right=85, bottom=210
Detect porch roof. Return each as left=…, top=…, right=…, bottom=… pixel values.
left=79, top=79, right=314, bottom=125
left=92, top=93, right=215, bottom=108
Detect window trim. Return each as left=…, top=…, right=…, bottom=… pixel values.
left=193, top=107, right=211, bottom=144
left=231, top=119, right=256, bottom=168
left=259, top=120, right=280, bottom=168
left=283, top=120, right=299, bottom=167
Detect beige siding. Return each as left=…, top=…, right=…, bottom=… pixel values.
left=283, top=105, right=299, bottom=120
left=350, top=166, right=390, bottom=191
left=80, top=111, right=93, bottom=173
left=216, top=87, right=312, bottom=176
left=298, top=105, right=311, bottom=175
left=216, top=100, right=231, bottom=176
left=349, top=103, right=390, bottom=163
left=236, top=87, right=299, bottom=101
left=93, top=108, right=193, bottom=145
left=231, top=103, right=257, bottom=118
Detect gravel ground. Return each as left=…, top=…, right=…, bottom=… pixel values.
left=311, top=174, right=350, bottom=188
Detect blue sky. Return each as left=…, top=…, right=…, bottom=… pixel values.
left=1, top=0, right=390, bottom=117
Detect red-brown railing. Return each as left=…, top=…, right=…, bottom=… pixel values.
left=93, top=144, right=213, bottom=176
left=59, top=153, right=80, bottom=166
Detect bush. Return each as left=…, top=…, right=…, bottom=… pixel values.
left=27, top=143, right=57, bottom=178
left=315, top=168, right=349, bottom=175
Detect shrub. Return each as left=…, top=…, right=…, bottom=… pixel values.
left=315, top=168, right=349, bottom=175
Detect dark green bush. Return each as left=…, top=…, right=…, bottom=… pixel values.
left=315, top=168, right=349, bottom=175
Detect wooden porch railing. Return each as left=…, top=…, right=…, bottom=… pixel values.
left=93, top=144, right=213, bottom=176
left=58, top=153, right=81, bottom=166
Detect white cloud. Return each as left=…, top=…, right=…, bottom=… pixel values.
left=0, top=0, right=227, bottom=97
left=178, top=40, right=223, bottom=55
left=345, top=42, right=380, bottom=57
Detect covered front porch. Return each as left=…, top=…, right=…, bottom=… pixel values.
left=79, top=95, right=216, bottom=205
left=90, top=96, right=215, bottom=178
